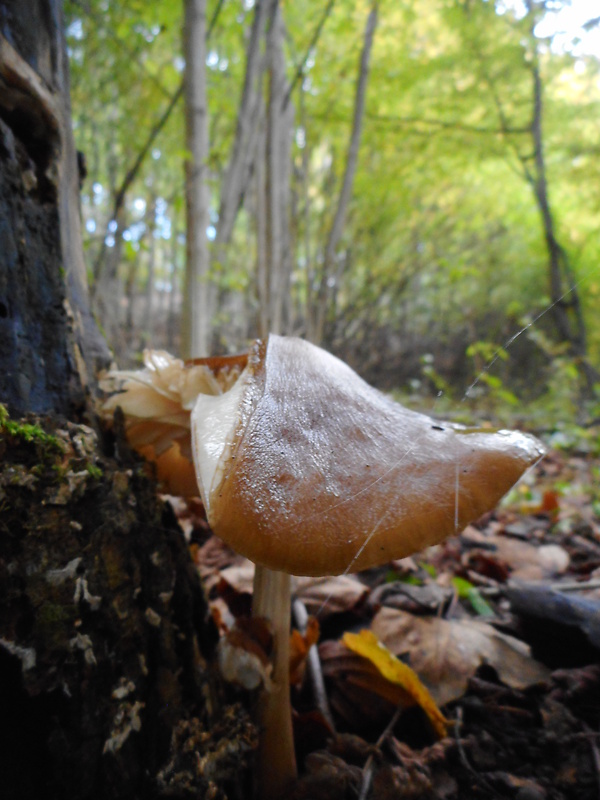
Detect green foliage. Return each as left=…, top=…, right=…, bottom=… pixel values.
left=451, top=577, right=495, bottom=617
left=65, top=0, right=600, bottom=421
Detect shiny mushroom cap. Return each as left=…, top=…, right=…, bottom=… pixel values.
left=191, top=335, right=545, bottom=576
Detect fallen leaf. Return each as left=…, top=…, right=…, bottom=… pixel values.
left=343, top=629, right=449, bottom=738
left=371, top=607, right=549, bottom=707
left=296, top=575, right=369, bottom=617
left=367, top=581, right=452, bottom=615
left=290, top=616, right=320, bottom=687
left=462, top=530, right=569, bottom=582
left=216, top=561, right=255, bottom=619
left=196, top=535, right=242, bottom=582
left=319, top=640, right=411, bottom=733
left=217, top=559, right=255, bottom=594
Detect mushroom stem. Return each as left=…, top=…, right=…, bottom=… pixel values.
left=252, top=564, right=297, bottom=799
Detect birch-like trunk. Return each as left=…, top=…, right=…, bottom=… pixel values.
left=216, top=1, right=269, bottom=250
left=308, top=2, right=378, bottom=344
left=257, top=0, right=293, bottom=338
left=182, top=0, right=212, bottom=358
left=142, top=197, right=158, bottom=349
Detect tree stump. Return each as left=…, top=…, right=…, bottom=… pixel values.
left=0, top=409, right=256, bottom=800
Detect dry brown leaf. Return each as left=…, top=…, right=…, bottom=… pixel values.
left=196, top=535, right=241, bottom=582
left=218, top=559, right=255, bottom=594
left=462, top=529, right=569, bottom=582
left=295, top=575, right=369, bottom=617
left=371, top=607, right=550, bottom=707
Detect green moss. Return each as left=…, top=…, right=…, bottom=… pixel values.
left=35, top=602, right=74, bottom=648
left=37, top=602, right=71, bottom=626
left=86, top=463, right=103, bottom=480
left=0, top=404, right=63, bottom=454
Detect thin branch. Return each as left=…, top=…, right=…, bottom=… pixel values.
left=365, top=111, right=529, bottom=136
left=282, top=0, right=336, bottom=111
left=215, top=0, right=270, bottom=247
left=311, top=1, right=378, bottom=342
left=292, top=599, right=335, bottom=731
left=91, top=84, right=183, bottom=284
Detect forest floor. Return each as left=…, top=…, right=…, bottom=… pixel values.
left=184, top=440, right=600, bottom=800
left=1, top=407, right=599, bottom=800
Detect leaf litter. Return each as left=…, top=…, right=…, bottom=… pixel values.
left=185, top=441, right=600, bottom=799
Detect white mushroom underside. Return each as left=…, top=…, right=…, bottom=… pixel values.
left=191, top=368, right=248, bottom=514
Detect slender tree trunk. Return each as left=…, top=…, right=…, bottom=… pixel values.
left=256, top=109, right=269, bottom=338
left=257, top=0, right=293, bottom=337
left=216, top=1, right=269, bottom=250
left=95, top=204, right=126, bottom=356
left=215, top=1, right=270, bottom=349
left=308, top=2, right=378, bottom=344
left=528, top=58, right=597, bottom=391
left=182, top=0, right=212, bottom=358
left=299, top=86, right=313, bottom=336
left=142, top=237, right=157, bottom=347
left=124, top=257, right=137, bottom=354
left=167, top=228, right=180, bottom=350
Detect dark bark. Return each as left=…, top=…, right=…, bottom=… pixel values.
left=0, top=0, right=109, bottom=416
left=0, top=410, right=256, bottom=800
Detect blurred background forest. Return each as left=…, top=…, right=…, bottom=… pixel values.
left=65, top=0, right=600, bottom=427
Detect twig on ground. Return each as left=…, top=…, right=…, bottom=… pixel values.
left=358, top=705, right=403, bottom=800
left=292, top=598, right=335, bottom=731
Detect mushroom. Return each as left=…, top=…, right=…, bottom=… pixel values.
left=102, top=334, right=545, bottom=799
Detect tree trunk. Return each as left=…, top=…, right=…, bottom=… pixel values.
left=256, top=0, right=293, bottom=338
left=142, top=196, right=158, bottom=349
left=0, top=1, right=109, bottom=415
left=528, top=56, right=598, bottom=392
left=216, top=0, right=269, bottom=251
left=308, top=2, right=378, bottom=344
left=0, top=7, right=255, bottom=799
left=182, top=0, right=212, bottom=358
left=95, top=205, right=127, bottom=357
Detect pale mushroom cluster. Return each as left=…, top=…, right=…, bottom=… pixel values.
left=102, top=334, right=545, bottom=800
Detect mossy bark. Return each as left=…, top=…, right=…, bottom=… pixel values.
left=0, top=412, right=256, bottom=800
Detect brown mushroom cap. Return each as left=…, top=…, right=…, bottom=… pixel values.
left=191, top=335, right=545, bottom=577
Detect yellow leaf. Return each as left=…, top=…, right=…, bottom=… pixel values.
left=343, top=629, right=449, bottom=738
